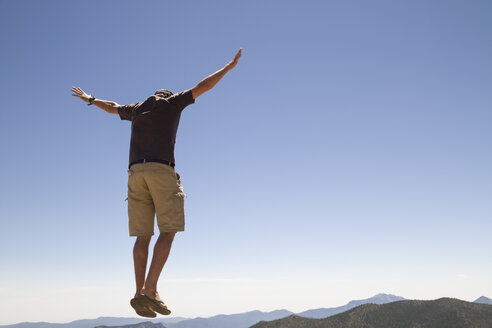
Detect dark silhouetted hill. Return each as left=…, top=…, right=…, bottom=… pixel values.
left=251, top=298, right=492, bottom=328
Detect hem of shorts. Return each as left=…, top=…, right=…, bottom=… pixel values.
left=158, top=227, right=185, bottom=232
left=129, top=231, right=155, bottom=237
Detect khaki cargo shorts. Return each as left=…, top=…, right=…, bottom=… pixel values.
left=127, top=162, right=186, bottom=236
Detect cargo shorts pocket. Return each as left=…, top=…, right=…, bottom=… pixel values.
left=173, top=176, right=186, bottom=215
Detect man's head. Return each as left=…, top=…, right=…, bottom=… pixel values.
left=154, top=89, right=173, bottom=98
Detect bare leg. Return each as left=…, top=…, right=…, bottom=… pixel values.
left=133, top=235, right=152, bottom=297
left=142, top=232, right=176, bottom=300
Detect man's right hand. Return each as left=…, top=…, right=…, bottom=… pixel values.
left=71, top=86, right=91, bottom=103
left=71, top=86, right=120, bottom=114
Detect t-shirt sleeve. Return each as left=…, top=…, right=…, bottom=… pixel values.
left=118, top=103, right=141, bottom=121
left=167, top=89, right=195, bottom=112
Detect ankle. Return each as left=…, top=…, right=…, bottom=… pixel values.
left=143, top=286, right=157, bottom=296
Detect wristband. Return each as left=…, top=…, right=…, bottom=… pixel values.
left=88, top=95, right=95, bottom=106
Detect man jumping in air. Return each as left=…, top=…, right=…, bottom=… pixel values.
left=71, top=49, right=242, bottom=317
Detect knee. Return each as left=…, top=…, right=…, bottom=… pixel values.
left=135, top=235, right=152, bottom=247
left=160, top=232, right=176, bottom=243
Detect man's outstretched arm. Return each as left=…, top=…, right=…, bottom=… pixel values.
left=71, top=86, right=120, bottom=114
left=191, top=48, right=242, bottom=99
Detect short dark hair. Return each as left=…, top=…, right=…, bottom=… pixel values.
left=154, top=89, right=173, bottom=98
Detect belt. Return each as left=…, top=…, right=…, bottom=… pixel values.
left=129, top=159, right=175, bottom=169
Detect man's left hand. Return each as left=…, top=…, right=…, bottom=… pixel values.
left=225, top=48, right=242, bottom=71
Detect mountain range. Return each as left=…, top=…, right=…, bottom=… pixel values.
left=1, top=294, right=490, bottom=328
left=95, top=323, right=163, bottom=328
left=250, top=298, right=492, bottom=328
left=0, top=317, right=185, bottom=328
left=296, top=293, right=405, bottom=319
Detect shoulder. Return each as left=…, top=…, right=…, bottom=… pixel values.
left=142, top=95, right=158, bottom=105
left=117, top=100, right=145, bottom=120
left=118, top=101, right=144, bottom=112
left=166, top=89, right=195, bottom=111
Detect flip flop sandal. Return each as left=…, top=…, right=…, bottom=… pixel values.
left=131, top=296, right=157, bottom=318
left=137, top=294, right=172, bottom=315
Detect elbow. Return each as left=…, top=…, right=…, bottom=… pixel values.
left=192, top=83, right=210, bottom=99
left=198, top=81, right=212, bottom=92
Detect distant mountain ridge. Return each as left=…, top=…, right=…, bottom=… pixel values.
left=251, top=298, right=492, bottom=328
left=1, top=294, right=490, bottom=328
left=0, top=317, right=184, bottom=328
left=95, top=322, right=164, bottom=328
left=165, top=310, right=292, bottom=328
left=474, top=296, right=492, bottom=305
left=297, top=293, right=405, bottom=318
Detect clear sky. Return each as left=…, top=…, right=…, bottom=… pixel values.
left=0, top=0, right=491, bottom=325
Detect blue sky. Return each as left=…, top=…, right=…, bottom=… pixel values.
left=0, top=0, right=491, bottom=324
